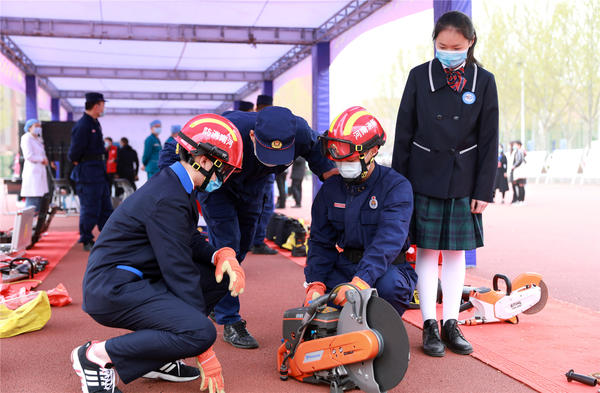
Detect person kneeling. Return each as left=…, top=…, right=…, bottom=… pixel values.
left=71, top=114, right=244, bottom=393
left=304, top=107, right=417, bottom=316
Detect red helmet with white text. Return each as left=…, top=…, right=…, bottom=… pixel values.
left=319, top=106, right=386, bottom=162
left=176, top=113, right=243, bottom=186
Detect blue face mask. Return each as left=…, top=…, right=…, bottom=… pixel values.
left=154, top=127, right=162, bottom=135
left=436, top=48, right=468, bottom=68
left=205, top=177, right=222, bottom=192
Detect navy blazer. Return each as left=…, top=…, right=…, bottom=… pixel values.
left=392, top=59, right=499, bottom=202
left=82, top=164, right=216, bottom=315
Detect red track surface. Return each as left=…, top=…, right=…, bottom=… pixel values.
left=1, top=182, right=598, bottom=392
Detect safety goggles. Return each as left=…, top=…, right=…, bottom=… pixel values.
left=318, top=131, right=382, bottom=160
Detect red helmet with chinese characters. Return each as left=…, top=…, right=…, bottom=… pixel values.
left=176, top=113, right=243, bottom=182
left=320, top=106, right=386, bottom=161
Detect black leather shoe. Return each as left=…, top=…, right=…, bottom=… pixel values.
left=223, top=320, right=259, bottom=349
left=251, top=243, right=278, bottom=255
left=441, top=319, right=473, bottom=355
left=83, top=241, right=95, bottom=251
left=422, top=319, right=445, bottom=357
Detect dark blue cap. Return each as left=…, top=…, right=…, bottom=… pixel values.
left=85, top=92, right=106, bottom=104
left=238, top=101, right=254, bottom=112
left=256, top=94, right=273, bottom=107
left=254, top=106, right=295, bottom=166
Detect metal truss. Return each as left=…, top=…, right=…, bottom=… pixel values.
left=58, top=90, right=235, bottom=101
left=0, top=17, right=315, bottom=45
left=0, top=35, right=72, bottom=112
left=36, top=66, right=265, bottom=81
left=73, top=107, right=214, bottom=116
left=263, top=0, right=390, bottom=84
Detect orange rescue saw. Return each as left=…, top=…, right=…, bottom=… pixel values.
left=459, top=273, right=548, bottom=325
left=277, top=287, right=409, bottom=393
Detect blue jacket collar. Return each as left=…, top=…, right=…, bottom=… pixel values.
left=169, top=161, right=193, bottom=194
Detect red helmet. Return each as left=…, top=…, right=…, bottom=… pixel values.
left=176, top=113, right=243, bottom=182
left=320, top=106, right=386, bottom=161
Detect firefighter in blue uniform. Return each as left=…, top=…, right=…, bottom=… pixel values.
left=142, top=119, right=162, bottom=179
left=158, top=106, right=337, bottom=349
left=250, top=95, right=277, bottom=255
left=304, top=107, right=417, bottom=316
left=71, top=114, right=245, bottom=393
left=68, top=92, right=113, bottom=251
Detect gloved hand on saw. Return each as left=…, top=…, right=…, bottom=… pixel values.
left=332, top=276, right=370, bottom=306
left=214, top=247, right=245, bottom=297
left=197, top=346, right=225, bottom=393
left=303, top=281, right=326, bottom=306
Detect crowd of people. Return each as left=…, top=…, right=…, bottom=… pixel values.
left=18, top=10, right=501, bottom=393
left=494, top=140, right=527, bottom=205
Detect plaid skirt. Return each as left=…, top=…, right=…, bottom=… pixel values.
left=410, top=193, right=484, bottom=250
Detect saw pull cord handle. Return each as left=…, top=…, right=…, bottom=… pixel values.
left=493, top=274, right=512, bottom=295
left=565, top=370, right=598, bottom=386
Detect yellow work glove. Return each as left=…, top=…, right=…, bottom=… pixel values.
left=333, top=276, right=370, bottom=306
left=197, top=346, right=225, bottom=393
left=303, top=281, right=326, bottom=306
left=214, top=247, right=245, bottom=297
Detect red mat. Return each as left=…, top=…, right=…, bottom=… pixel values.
left=402, top=273, right=600, bottom=393
left=264, top=239, right=306, bottom=267
left=1, top=231, right=79, bottom=293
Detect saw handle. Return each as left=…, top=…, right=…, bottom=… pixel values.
left=565, top=370, right=598, bottom=386
left=493, top=274, right=511, bottom=295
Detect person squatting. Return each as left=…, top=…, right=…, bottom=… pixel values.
left=72, top=11, right=498, bottom=393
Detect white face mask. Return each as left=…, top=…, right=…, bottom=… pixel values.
left=335, top=161, right=362, bottom=179
left=32, top=127, right=42, bottom=137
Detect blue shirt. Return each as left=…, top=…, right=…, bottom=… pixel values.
left=305, top=163, right=413, bottom=286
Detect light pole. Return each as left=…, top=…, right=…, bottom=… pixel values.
left=520, top=66, right=525, bottom=145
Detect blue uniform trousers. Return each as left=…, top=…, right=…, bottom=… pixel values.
left=76, top=181, right=113, bottom=243
left=88, top=264, right=228, bottom=384
left=200, top=192, right=263, bottom=324
left=252, top=175, right=275, bottom=247
left=324, top=259, right=417, bottom=316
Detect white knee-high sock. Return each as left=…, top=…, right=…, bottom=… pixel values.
left=415, top=248, right=440, bottom=322
left=441, top=250, right=466, bottom=322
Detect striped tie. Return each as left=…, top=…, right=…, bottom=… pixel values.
left=444, top=66, right=467, bottom=92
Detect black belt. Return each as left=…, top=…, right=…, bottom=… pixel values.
left=80, top=154, right=105, bottom=162
left=342, top=248, right=406, bottom=265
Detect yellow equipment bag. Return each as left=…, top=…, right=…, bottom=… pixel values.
left=0, top=291, right=51, bottom=338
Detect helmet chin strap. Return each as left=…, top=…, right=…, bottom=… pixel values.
left=187, top=156, right=220, bottom=191
left=343, top=154, right=374, bottom=184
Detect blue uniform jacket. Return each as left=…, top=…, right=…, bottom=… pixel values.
left=392, top=59, right=499, bottom=202
left=68, top=113, right=107, bottom=183
left=142, top=134, right=162, bottom=174
left=82, top=162, right=217, bottom=314
left=305, top=163, right=413, bottom=286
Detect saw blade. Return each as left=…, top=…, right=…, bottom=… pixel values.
left=523, top=279, right=548, bottom=314
left=366, top=296, right=410, bottom=391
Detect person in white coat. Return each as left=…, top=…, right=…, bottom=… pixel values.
left=20, top=119, right=49, bottom=213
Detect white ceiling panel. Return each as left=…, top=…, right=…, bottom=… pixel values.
left=11, top=36, right=184, bottom=69
left=48, top=78, right=246, bottom=93
left=178, top=42, right=292, bottom=71
left=0, top=0, right=344, bottom=27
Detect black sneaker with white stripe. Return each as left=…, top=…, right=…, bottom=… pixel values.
left=71, top=342, right=121, bottom=393
left=142, top=360, right=200, bottom=382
